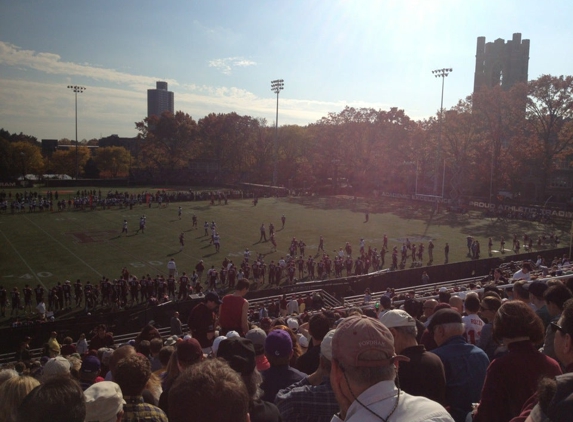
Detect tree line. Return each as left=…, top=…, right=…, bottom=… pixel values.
left=1, top=74, right=572, bottom=201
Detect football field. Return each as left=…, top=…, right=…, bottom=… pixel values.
left=0, top=190, right=569, bottom=304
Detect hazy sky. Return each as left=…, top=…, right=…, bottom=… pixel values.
left=1, top=0, right=572, bottom=141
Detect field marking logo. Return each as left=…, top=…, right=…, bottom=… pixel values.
left=66, top=230, right=117, bottom=244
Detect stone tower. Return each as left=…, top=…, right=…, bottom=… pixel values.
left=474, top=33, right=530, bottom=92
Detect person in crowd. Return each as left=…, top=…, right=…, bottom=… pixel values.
left=218, top=337, right=282, bottom=422
left=329, top=315, right=453, bottom=421
left=90, top=324, right=115, bottom=351
left=158, top=338, right=204, bottom=414
left=76, top=333, right=89, bottom=355
left=379, top=309, right=446, bottom=404
left=0, top=375, right=40, bottom=422
left=78, top=355, right=102, bottom=391
left=114, top=354, right=168, bottom=422
left=472, top=301, right=562, bottom=422
left=16, top=376, right=86, bottom=422
left=246, top=327, right=271, bottom=372
left=275, top=330, right=339, bottom=422
left=513, top=262, right=532, bottom=281
left=219, top=279, right=250, bottom=336
left=42, top=355, right=71, bottom=380
left=106, top=344, right=136, bottom=381
left=376, top=295, right=393, bottom=320
left=296, top=312, right=331, bottom=375
left=513, top=297, right=573, bottom=421
left=46, top=331, right=60, bottom=357
left=524, top=280, right=551, bottom=328
left=260, top=328, right=306, bottom=402
left=422, top=299, right=438, bottom=326
left=541, top=283, right=573, bottom=360
left=188, top=291, right=221, bottom=354
left=134, top=324, right=162, bottom=347
left=461, top=293, right=484, bottom=345
left=84, top=381, right=125, bottom=422
left=149, top=338, right=164, bottom=372
left=0, top=368, right=19, bottom=386
left=170, top=311, right=182, bottom=335
left=476, top=295, right=503, bottom=360
left=168, top=359, right=250, bottom=422
left=428, top=309, right=489, bottom=422
left=449, top=295, right=464, bottom=314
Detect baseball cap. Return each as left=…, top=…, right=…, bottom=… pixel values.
left=439, top=287, right=448, bottom=293
left=177, top=338, right=203, bottom=364
left=320, top=330, right=335, bottom=361
left=217, top=338, right=256, bottom=376
left=84, top=381, right=126, bottom=422
left=205, top=291, right=222, bottom=304
left=212, top=336, right=227, bottom=356
left=265, top=329, right=293, bottom=358
left=379, top=310, right=416, bottom=328
left=43, top=356, right=71, bottom=379
left=245, top=328, right=267, bottom=354
left=298, top=335, right=309, bottom=348
left=287, top=318, right=299, bottom=332
left=524, top=280, right=548, bottom=298
left=427, top=309, right=463, bottom=333
left=226, top=330, right=240, bottom=339
left=332, top=315, right=409, bottom=368
left=164, top=335, right=178, bottom=347
left=80, top=355, right=101, bottom=374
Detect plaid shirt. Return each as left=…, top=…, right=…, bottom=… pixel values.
left=122, top=395, right=168, bottom=422
left=274, top=376, right=339, bottom=422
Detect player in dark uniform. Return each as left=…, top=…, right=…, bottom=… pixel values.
left=63, top=281, right=72, bottom=308
left=34, top=284, right=45, bottom=306
left=23, top=284, right=33, bottom=313
left=0, top=286, right=7, bottom=317
left=11, top=287, right=21, bottom=316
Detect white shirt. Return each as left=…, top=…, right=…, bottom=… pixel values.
left=462, top=313, right=484, bottom=345
left=287, top=299, right=299, bottom=315
left=330, top=380, right=454, bottom=422
left=167, top=261, right=177, bottom=271
left=512, top=269, right=531, bottom=281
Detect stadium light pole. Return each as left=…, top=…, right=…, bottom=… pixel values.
left=271, top=79, right=284, bottom=186
left=67, top=85, right=86, bottom=180
left=432, top=68, right=452, bottom=197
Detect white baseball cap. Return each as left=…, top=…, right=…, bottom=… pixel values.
left=379, top=309, right=416, bottom=328
left=320, top=330, right=336, bottom=361
left=84, top=381, right=126, bottom=422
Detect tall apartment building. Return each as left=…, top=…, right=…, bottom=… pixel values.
left=147, top=81, right=174, bottom=118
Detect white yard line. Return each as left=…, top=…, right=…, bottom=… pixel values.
left=0, top=228, right=47, bottom=289
left=24, top=216, right=102, bottom=277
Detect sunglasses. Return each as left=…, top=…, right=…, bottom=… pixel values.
left=550, top=322, right=567, bottom=335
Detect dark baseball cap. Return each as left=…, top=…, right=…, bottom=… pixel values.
left=217, top=337, right=256, bottom=376
left=428, top=309, right=462, bottom=333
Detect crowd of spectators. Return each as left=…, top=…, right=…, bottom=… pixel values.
left=2, top=261, right=573, bottom=422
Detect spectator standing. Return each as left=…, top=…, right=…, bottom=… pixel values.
left=329, top=315, right=454, bottom=422
left=472, top=301, right=562, bottom=422
left=295, top=312, right=331, bottom=375
left=525, top=280, right=551, bottom=328
left=379, top=309, right=447, bottom=405
left=260, top=329, right=306, bottom=403
left=541, top=283, right=573, bottom=360
left=170, top=311, right=182, bottom=336
left=187, top=292, right=221, bottom=354
left=219, top=279, right=250, bottom=336
left=275, top=330, right=339, bottom=422
left=476, top=296, right=503, bottom=360
left=461, top=294, right=484, bottom=345
left=114, top=354, right=168, bottom=422
left=84, top=381, right=125, bottom=422
left=428, top=309, right=489, bottom=422
left=90, top=324, right=114, bottom=351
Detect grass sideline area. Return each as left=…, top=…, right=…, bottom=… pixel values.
left=0, top=187, right=570, bottom=318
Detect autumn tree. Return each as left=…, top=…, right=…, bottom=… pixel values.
left=525, top=75, right=573, bottom=199
left=135, top=111, right=198, bottom=183
left=94, top=146, right=132, bottom=178
left=49, top=146, right=90, bottom=177
left=9, top=141, right=45, bottom=177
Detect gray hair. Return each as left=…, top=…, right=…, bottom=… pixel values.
left=341, top=350, right=396, bottom=386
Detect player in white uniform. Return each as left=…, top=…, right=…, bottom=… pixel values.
left=178, top=206, right=182, bottom=219
left=121, top=220, right=128, bottom=235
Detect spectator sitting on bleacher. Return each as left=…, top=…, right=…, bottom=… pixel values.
left=90, top=324, right=114, bottom=351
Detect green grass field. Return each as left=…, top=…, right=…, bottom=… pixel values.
left=1, top=188, right=570, bottom=308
